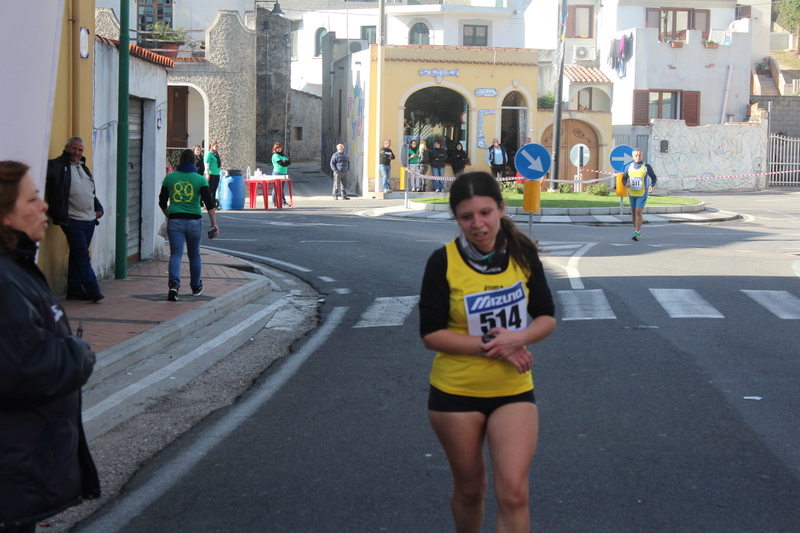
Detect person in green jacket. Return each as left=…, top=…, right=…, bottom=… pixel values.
left=160, top=149, right=219, bottom=301
left=203, top=141, right=221, bottom=209
left=408, top=139, right=420, bottom=192
left=271, top=142, right=291, bottom=207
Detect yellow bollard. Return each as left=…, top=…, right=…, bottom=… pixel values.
left=400, top=167, right=406, bottom=191
left=523, top=180, right=541, bottom=213
left=616, top=173, right=627, bottom=197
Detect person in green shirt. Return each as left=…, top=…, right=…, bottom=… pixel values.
left=160, top=149, right=219, bottom=301
left=203, top=141, right=221, bottom=209
left=408, top=139, right=420, bottom=192
left=270, top=141, right=291, bottom=207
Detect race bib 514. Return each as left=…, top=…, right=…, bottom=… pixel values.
left=463, top=281, right=527, bottom=336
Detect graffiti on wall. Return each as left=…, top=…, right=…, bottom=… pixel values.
left=650, top=119, right=768, bottom=191
left=477, top=110, right=495, bottom=149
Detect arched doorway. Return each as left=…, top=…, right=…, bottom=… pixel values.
left=404, top=86, right=468, bottom=153
left=541, top=119, right=599, bottom=190
left=501, top=91, right=527, bottom=173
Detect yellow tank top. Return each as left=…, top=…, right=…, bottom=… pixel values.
left=429, top=239, right=533, bottom=397
left=627, top=164, right=648, bottom=197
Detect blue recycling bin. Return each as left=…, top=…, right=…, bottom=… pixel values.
left=219, top=169, right=245, bottom=210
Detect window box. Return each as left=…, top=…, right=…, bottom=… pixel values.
left=670, top=40, right=684, bottom=48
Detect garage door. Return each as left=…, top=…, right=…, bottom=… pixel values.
left=128, top=97, right=143, bottom=263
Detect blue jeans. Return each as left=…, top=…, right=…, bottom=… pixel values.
left=380, top=165, right=391, bottom=190
left=60, top=219, right=100, bottom=295
left=432, top=166, right=444, bottom=191
left=167, top=218, right=203, bottom=290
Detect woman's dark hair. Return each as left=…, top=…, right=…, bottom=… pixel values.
left=449, top=171, right=540, bottom=274
left=272, top=142, right=283, bottom=153
left=0, top=160, right=31, bottom=254
left=179, top=148, right=196, bottom=165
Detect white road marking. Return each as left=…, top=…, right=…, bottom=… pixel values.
left=558, top=289, right=616, bottom=321
left=742, top=290, right=800, bottom=319
left=649, top=289, right=724, bottom=318
left=334, top=288, right=352, bottom=294
left=566, top=243, right=596, bottom=290
left=82, top=298, right=291, bottom=423
left=354, top=296, right=420, bottom=328
left=318, top=276, right=336, bottom=282
left=201, top=246, right=312, bottom=272
left=300, top=240, right=358, bottom=243
left=75, top=307, right=348, bottom=533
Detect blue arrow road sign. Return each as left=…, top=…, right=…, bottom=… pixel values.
left=609, top=145, right=634, bottom=173
left=514, top=143, right=551, bottom=180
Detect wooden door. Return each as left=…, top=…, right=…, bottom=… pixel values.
left=168, top=86, right=188, bottom=148
left=540, top=119, right=600, bottom=190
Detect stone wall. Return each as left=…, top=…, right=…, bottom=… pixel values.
left=95, top=7, right=120, bottom=39
left=290, top=90, right=322, bottom=162
left=649, top=119, right=768, bottom=192
left=256, top=9, right=292, bottom=165
left=169, top=11, right=256, bottom=173
left=751, top=95, right=800, bottom=138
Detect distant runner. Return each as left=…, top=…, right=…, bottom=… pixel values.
left=621, top=148, right=657, bottom=241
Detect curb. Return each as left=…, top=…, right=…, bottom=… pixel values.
left=405, top=200, right=707, bottom=216
left=85, top=275, right=273, bottom=388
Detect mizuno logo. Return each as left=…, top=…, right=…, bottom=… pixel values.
left=465, top=282, right=525, bottom=313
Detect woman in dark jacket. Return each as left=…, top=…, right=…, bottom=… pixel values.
left=0, top=160, right=100, bottom=533
left=449, top=142, right=467, bottom=176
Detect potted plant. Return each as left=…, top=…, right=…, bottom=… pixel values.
left=703, top=39, right=718, bottom=49
left=755, top=62, right=765, bottom=75
left=146, top=22, right=191, bottom=58
left=670, top=40, right=684, bottom=48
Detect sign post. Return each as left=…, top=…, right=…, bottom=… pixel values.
left=515, top=143, right=552, bottom=239
left=610, top=145, right=633, bottom=215
left=569, top=143, right=590, bottom=192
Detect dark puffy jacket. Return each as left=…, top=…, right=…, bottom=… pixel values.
left=0, top=233, right=100, bottom=530
left=430, top=147, right=447, bottom=168
left=45, top=152, right=104, bottom=227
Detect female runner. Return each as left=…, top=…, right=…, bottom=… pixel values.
left=418, top=171, right=556, bottom=533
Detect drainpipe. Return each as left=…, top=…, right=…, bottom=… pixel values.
left=115, top=0, right=130, bottom=279
left=720, top=63, right=733, bottom=124
left=375, top=0, right=385, bottom=196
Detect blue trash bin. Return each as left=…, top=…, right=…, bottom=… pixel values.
left=219, top=169, right=245, bottom=210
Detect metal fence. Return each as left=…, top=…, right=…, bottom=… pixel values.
left=769, top=134, right=800, bottom=186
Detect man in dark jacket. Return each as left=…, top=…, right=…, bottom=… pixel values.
left=45, top=137, right=105, bottom=302
left=429, top=139, right=448, bottom=192
left=330, top=144, right=351, bottom=200
left=379, top=139, right=395, bottom=194
left=485, top=138, right=508, bottom=179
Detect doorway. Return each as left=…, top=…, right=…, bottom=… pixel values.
left=541, top=119, right=600, bottom=190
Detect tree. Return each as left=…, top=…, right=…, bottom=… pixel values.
left=773, top=0, right=800, bottom=41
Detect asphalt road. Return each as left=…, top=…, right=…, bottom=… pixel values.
left=76, top=191, right=800, bottom=532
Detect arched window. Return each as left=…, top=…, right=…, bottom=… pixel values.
left=409, top=23, right=430, bottom=45
left=315, top=28, right=328, bottom=57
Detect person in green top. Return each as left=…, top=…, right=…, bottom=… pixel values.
left=270, top=141, right=291, bottom=207
left=408, top=139, right=420, bottom=192
left=160, top=149, right=219, bottom=302
left=203, top=141, right=221, bottom=209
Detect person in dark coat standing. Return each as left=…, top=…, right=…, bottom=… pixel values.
left=330, top=144, right=351, bottom=200
left=0, top=160, right=100, bottom=533
left=45, top=137, right=105, bottom=302
left=449, top=142, right=467, bottom=176
left=429, top=139, right=447, bottom=192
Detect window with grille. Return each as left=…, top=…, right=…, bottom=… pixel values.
left=463, top=25, right=488, bottom=47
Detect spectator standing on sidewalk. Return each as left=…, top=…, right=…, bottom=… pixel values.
left=418, top=140, right=431, bottom=192
left=0, top=160, right=101, bottom=533
left=485, top=138, right=508, bottom=179
left=160, top=149, right=219, bottom=301
left=330, top=144, right=351, bottom=200
left=203, top=141, right=221, bottom=209
left=271, top=142, right=291, bottom=207
left=408, top=140, right=420, bottom=192
left=430, top=138, right=447, bottom=192
left=621, top=148, right=657, bottom=241
left=379, top=139, right=396, bottom=193
left=449, top=142, right=467, bottom=176
left=193, top=145, right=204, bottom=176
left=45, top=136, right=105, bottom=302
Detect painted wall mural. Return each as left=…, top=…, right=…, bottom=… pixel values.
left=477, top=110, right=495, bottom=149
left=650, top=119, right=768, bottom=191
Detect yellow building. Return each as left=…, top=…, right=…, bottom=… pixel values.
left=328, top=44, right=613, bottom=195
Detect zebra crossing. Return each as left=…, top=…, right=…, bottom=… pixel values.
left=350, top=289, right=800, bottom=328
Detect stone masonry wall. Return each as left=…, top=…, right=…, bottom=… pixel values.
left=751, top=95, right=800, bottom=138
left=290, top=90, right=322, bottom=162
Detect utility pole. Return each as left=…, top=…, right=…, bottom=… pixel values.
left=115, top=0, right=130, bottom=278
left=550, top=0, right=568, bottom=191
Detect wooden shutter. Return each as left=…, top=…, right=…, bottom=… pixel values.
left=694, top=10, right=710, bottom=40
left=646, top=9, right=662, bottom=41
left=736, top=5, right=751, bottom=20
left=632, top=90, right=650, bottom=126
left=682, top=91, right=701, bottom=127
left=167, top=86, right=188, bottom=148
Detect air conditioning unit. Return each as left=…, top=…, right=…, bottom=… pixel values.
left=573, top=45, right=596, bottom=62
left=348, top=40, right=369, bottom=53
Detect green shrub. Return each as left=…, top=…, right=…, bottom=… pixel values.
left=558, top=182, right=573, bottom=194
left=537, top=93, right=555, bottom=109
left=500, top=180, right=524, bottom=194
left=586, top=182, right=611, bottom=196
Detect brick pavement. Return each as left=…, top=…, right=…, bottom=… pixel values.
left=59, top=249, right=252, bottom=353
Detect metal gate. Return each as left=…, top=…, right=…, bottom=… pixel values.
left=127, top=97, right=144, bottom=263
left=769, top=134, right=800, bottom=186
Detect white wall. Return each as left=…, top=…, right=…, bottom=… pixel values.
left=1, top=0, right=64, bottom=188
left=187, top=87, right=206, bottom=149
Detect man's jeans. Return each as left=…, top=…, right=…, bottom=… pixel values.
left=61, top=219, right=100, bottom=295
left=380, top=165, right=391, bottom=191
left=432, top=166, right=444, bottom=191
left=167, top=218, right=203, bottom=290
